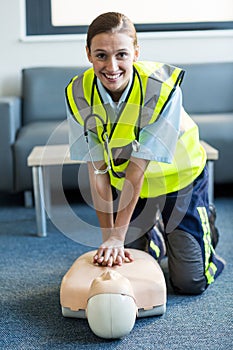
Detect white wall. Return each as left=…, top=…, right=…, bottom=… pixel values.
left=0, top=0, right=233, bottom=97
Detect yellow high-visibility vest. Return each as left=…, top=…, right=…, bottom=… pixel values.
left=66, top=61, right=206, bottom=198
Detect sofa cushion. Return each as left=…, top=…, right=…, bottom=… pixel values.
left=22, top=66, right=88, bottom=125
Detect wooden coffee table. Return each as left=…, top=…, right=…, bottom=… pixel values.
left=27, top=141, right=218, bottom=237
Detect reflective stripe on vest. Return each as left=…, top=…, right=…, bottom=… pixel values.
left=66, top=69, right=96, bottom=126
left=135, top=61, right=184, bottom=125
left=197, top=206, right=217, bottom=285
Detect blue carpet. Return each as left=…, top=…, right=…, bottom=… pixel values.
left=0, top=193, right=232, bottom=350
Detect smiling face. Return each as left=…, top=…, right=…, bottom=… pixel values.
left=86, top=32, right=139, bottom=102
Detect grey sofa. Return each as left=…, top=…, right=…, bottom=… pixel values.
left=0, top=67, right=88, bottom=202
left=0, top=63, right=232, bottom=202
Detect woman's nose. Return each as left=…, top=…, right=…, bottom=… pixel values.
left=106, top=57, right=118, bottom=71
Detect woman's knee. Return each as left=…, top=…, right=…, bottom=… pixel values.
left=166, top=230, right=207, bottom=295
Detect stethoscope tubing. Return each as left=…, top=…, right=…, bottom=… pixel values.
left=84, top=67, right=144, bottom=174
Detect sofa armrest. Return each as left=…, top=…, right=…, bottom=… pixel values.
left=0, top=97, right=22, bottom=191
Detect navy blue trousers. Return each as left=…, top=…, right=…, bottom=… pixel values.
left=123, top=166, right=225, bottom=294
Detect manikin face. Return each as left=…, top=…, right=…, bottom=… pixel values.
left=86, top=32, right=139, bottom=102
left=87, top=270, right=135, bottom=299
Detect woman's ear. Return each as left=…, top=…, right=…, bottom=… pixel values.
left=133, top=46, right=140, bottom=62
left=86, top=46, right=92, bottom=63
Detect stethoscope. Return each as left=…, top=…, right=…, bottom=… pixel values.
left=84, top=68, right=143, bottom=175
left=84, top=112, right=111, bottom=175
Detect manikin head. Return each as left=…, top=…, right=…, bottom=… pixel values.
left=86, top=270, right=137, bottom=339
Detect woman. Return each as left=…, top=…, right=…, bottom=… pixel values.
left=66, top=12, right=224, bottom=294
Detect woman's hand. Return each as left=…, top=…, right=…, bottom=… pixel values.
left=93, top=236, right=134, bottom=267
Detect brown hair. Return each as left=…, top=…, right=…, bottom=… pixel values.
left=86, top=12, right=137, bottom=51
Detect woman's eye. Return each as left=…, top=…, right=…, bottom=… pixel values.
left=96, top=53, right=106, bottom=59
left=118, top=52, right=128, bottom=59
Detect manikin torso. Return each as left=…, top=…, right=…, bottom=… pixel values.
left=60, top=248, right=166, bottom=316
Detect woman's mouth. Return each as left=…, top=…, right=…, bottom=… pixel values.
left=103, top=73, right=122, bottom=81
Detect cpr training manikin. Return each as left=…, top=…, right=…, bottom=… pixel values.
left=60, top=249, right=167, bottom=339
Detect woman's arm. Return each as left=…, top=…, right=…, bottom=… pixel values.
left=114, top=156, right=149, bottom=237
left=94, top=156, right=149, bottom=266
left=87, top=161, right=114, bottom=242
left=88, top=160, right=129, bottom=266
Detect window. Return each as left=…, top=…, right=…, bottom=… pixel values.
left=23, top=0, right=233, bottom=37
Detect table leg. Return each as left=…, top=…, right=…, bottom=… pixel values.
left=207, top=160, right=214, bottom=205
left=32, top=166, right=47, bottom=237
